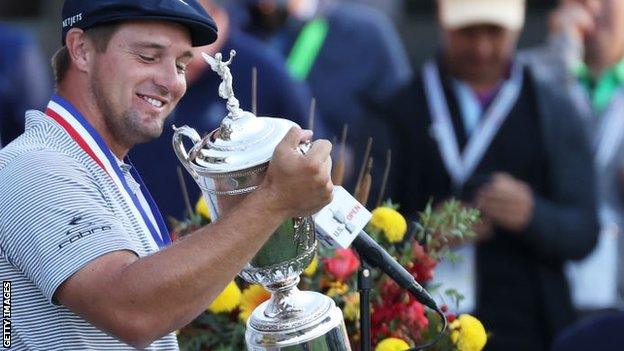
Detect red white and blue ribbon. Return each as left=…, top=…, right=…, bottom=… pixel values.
left=45, top=94, right=171, bottom=249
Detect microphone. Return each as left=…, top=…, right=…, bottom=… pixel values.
left=312, top=186, right=438, bottom=311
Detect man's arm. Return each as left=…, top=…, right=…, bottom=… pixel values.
left=55, top=128, right=333, bottom=348
left=476, top=86, right=599, bottom=261
left=523, top=67, right=599, bottom=262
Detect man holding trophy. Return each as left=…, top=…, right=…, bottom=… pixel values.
left=0, top=0, right=333, bottom=349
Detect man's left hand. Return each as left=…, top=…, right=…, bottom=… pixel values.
left=475, top=172, right=534, bottom=232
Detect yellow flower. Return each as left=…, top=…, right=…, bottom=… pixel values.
left=450, top=314, right=487, bottom=351
left=326, top=281, right=349, bottom=297
left=239, top=285, right=271, bottom=323
left=208, top=281, right=241, bottom=314
left=370, top=207, right=407, bottom=243
left=195, top=196, right=211, bottom=220
left=303, top=256, right=319, bottom=276
left=375, top=337, right=410, bottom=351
left=342, top=292, right=360, bottom=321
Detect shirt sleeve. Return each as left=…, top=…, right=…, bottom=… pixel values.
left=523, top=83, right=599, bottom=261
left=0, top=149, right=138, bottom=303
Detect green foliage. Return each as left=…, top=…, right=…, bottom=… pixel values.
left=414, top=199, right=480, bottom=260
left=175, top=198, right=483, bottom=350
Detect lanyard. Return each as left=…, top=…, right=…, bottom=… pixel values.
left=286, top=18, right=329, bottom=81
left=422, top=60, right=524, bottom=186
left=573, top=83, right=624, bottom=170
left=45, top=94, right=170, bottom=249
left=596, top=91, right=624, bottom=170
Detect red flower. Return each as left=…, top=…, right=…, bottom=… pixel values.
left=380, top=279, right=404, bottom=302
left=410, top=242, right=437, bottom=283
left=323, top=248, right=360, bottom=281
left=403, top=299, right=429, bottom=332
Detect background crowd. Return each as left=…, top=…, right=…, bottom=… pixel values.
left=2, top=0, right=624, bottom=350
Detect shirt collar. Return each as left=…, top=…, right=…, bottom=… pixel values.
left=573, top=57, right=624, bottom=112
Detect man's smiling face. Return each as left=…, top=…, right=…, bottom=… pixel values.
left=88, top=20, right=193, bottom=147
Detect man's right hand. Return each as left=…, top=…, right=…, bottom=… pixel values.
left=549, top=0, right=602, bottom=43
left=260, top=127, right=334, bottom=219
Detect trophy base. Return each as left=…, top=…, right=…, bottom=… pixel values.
left=245, top=290, right=351, bottom=351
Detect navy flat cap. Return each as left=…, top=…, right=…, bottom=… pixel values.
left=61, top=0, right=218, bottom=47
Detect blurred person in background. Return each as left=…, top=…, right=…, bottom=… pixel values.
left=0, top=22, right=51, bottom=148
left=229, top=0, right=412, bottom=205
left=130, top=0, right=325, bottom=220
left=524, top=0, right=624, bottom=315
left=388, top=0, right=598, bottom=350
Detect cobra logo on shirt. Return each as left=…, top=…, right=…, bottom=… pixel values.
left=58, top=217, right=112, bottom=250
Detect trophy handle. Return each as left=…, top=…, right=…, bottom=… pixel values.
left=172, top=125, right=202, bottom=180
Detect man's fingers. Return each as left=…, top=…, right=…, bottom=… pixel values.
left=476, top=189, right=514, bottom=212
left=307, top=139, right=333, bottom=164
left=585, top=0, right=602, bottom=17
left=550, top=2, right=596, bottom=37
left=280, top=127, right=313, bottom=149
left=565, top=2, right=596, bottom=32
left=480, top=201, right=512, bottom=223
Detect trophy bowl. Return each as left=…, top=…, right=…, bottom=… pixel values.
left=173, top=51, right=350, bottom=350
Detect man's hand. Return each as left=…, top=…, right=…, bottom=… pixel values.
left=261, top=127, right=333, bottom=218
left=549, top=0, right=602, bottom=42
left=472, top=216, right=495, bottom=242
left=475, top=173, right=534, bottom=232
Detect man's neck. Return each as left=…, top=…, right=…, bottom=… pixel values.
left=585, top=52, right=624, bottom=79
left=452, top=69, right=504, bottom=95
left=443, top=56, right=507, bottom=94
left=466, top=80, right=502, bottom=95
left=57, top=79, right=129, bottom=160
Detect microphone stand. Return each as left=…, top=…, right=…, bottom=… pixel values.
left=358, top=260, right=373, bottom=351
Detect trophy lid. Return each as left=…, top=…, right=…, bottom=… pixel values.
left=184, top=50, right=299, bottom=175
left=194, top=113, right=298, bottom=174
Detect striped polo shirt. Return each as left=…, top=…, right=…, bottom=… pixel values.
left=0, top=109, right=178, bottom=350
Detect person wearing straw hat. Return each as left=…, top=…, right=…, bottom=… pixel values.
left=0, top=0, right=333, bottom=349
left=389, top=0, right=598, bottom=350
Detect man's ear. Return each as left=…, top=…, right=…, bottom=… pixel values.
left=64, top=28, right=92, bottom=73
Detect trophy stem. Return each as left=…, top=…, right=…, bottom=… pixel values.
left=264, top=276, right=303, bottom=319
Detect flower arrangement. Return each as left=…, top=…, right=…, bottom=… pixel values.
left=300, top=201, right=486, bottom=351
left=174, top=196, right=487, bottom=351
left=173, top=133, right=488, bottom=350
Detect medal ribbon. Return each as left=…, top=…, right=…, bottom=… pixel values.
left=45, top=94, right=170, bottom=248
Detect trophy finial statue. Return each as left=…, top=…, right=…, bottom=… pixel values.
left=202, top=50, right=242, bottom=118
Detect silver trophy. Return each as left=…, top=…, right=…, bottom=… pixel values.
left=173, top=50, right=350, bottom=350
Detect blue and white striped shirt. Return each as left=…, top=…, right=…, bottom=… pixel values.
left=0, top=110, right=178, bottom=350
